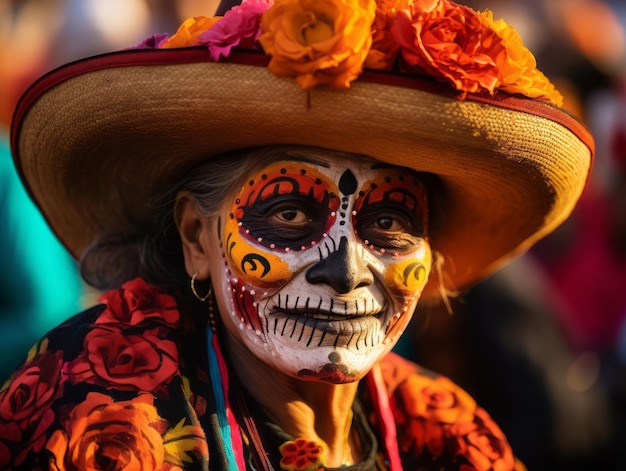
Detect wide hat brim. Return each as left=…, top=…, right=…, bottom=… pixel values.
left=11, top=48, right=593, bottom=297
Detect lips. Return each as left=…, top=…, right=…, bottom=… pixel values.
left=271, top=293, right=386, bottom=317
left=261, top=294, right=390, bottom=348
left=264, top=310, right=386, bottom=350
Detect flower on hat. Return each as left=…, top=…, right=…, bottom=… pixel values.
left=364, top=0, right=407, bottom=70
left=392, top=0, right=506, bottom=95
left=199, top=0, right=271, bottom=61
left=259, top=0, right=377, bottom=89
left=139, top=0, right=564, bottom=106
left=162, top=16, right=223, bottom=49
left=486, top=11, right=563, bottom=106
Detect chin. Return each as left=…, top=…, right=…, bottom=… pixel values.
left=263, top=342, right=390, bottom=384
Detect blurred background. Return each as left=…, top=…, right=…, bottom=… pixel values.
left=1, top=0, right=625, bottom=469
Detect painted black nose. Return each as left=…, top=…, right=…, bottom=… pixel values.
left=306, top=237, right=373, bottom=294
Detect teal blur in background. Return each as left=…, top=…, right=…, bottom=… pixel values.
left=0, top=135, right=82, bottom=382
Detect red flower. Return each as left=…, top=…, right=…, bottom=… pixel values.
left=279, top=438, right=324, bottom=471
left=0, top=349, right=63, bottom=466
left=97, top=278, right=179, bottom=327
left=0, top=350, right=63, bottom=426
left=392, top=0, right=506, bottom=94
left=0, top=440, right=9, bottom=468
left=67, top=324, right=179, bottom=393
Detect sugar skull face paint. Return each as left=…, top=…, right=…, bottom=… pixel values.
left=216, top=153, right=431, bottom=383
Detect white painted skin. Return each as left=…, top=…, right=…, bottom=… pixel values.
left=212, top=153, right=432, bottom=383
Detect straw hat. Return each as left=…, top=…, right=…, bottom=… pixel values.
left=10, top=0, right=593, bottom=297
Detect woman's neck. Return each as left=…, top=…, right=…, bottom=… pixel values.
left=226, top=335, right=361, bottom=467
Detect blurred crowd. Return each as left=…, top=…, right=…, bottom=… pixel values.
left=1, top=0, right=625, bottom=469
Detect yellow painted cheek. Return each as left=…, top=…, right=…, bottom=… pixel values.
left=223, top=218, right=292, bottom=286
left=384, top=257, right=431, bottom=294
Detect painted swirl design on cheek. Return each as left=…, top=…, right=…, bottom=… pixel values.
left=221, top=162, right=342, bottom=333
left=223, top=215, right=291, bottom=287
left=352, top=169, right=431, bottom=340
left=384, top=257, right=429, bottom=294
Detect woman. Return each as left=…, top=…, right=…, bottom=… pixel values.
left=1, top=0, right=593, bottom=469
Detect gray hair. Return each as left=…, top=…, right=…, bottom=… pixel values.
left=79, top=146, right=361, bottom=291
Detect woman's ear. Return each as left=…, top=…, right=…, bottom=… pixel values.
left=174, top=191, right=212, bottom=280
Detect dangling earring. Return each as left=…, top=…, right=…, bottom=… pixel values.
left=191, top=273, right=213, bottom=302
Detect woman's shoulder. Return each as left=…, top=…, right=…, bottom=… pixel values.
left=0, top=278, right=211, bottom=470
left=378, top=351, right=525, bottom=471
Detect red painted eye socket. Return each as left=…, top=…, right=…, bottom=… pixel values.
left=235, top=165, right=340, bottom=251
left=353, top=175, right=428, bottom=251
left=239, top=194, right=336, bottom=250
left=354, top=203, right=425, bottom=252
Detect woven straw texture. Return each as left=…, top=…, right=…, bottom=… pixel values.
left=13, top=55, right=593, bottom=296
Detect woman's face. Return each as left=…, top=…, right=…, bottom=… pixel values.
left=208, top=151, right=432, bottom=383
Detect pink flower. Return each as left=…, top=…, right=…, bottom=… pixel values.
left=199, top=0, right=273, bottom=61
left=131, top=33, right=170, bottom=49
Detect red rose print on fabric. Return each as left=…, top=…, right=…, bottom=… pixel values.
left=67, top=324, right=179, bottom=393
left=96, top=277, right=180, bottom=327
left=0, top=348, right=64, bottom=467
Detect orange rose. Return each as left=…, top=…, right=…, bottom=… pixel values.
left=486, top=12, right=563, bottom=106
left=399, top=373, right=477, bottom=424
left=258, top=0, right=377, bottom=89
left=453, top=408, right=515, bottom=471
left=398, top=416, right=445, bottom=458
left=392, top=0, right=506, bottom=94
left=162, top=16, right=223, bottom=48
left=68, top=325, right=179, bottom=393
left=46, top=393, right=165, bottom=471
left=364, top=0, right=408, bottom=70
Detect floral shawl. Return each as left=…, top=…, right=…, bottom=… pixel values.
left=0, top=278, right=523, bottom=470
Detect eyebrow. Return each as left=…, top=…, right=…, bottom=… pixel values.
left=284, top=154, right=331, bottom=168
left=371, top=163, right=398, bottom=170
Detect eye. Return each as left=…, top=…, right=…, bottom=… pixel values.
left=366, top=212, right=413, bottom=234
left=274, top=207, right=311, bottom=225
left=375, top=216, right=403, bottom=231
left=355, top=204, right=425, bottom=252
left=239, top=196, right=328, bottom=247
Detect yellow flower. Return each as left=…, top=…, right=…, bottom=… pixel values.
left=162, top=16, right=223, bottom=48
left=258, top=0, right=377, bottom=89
